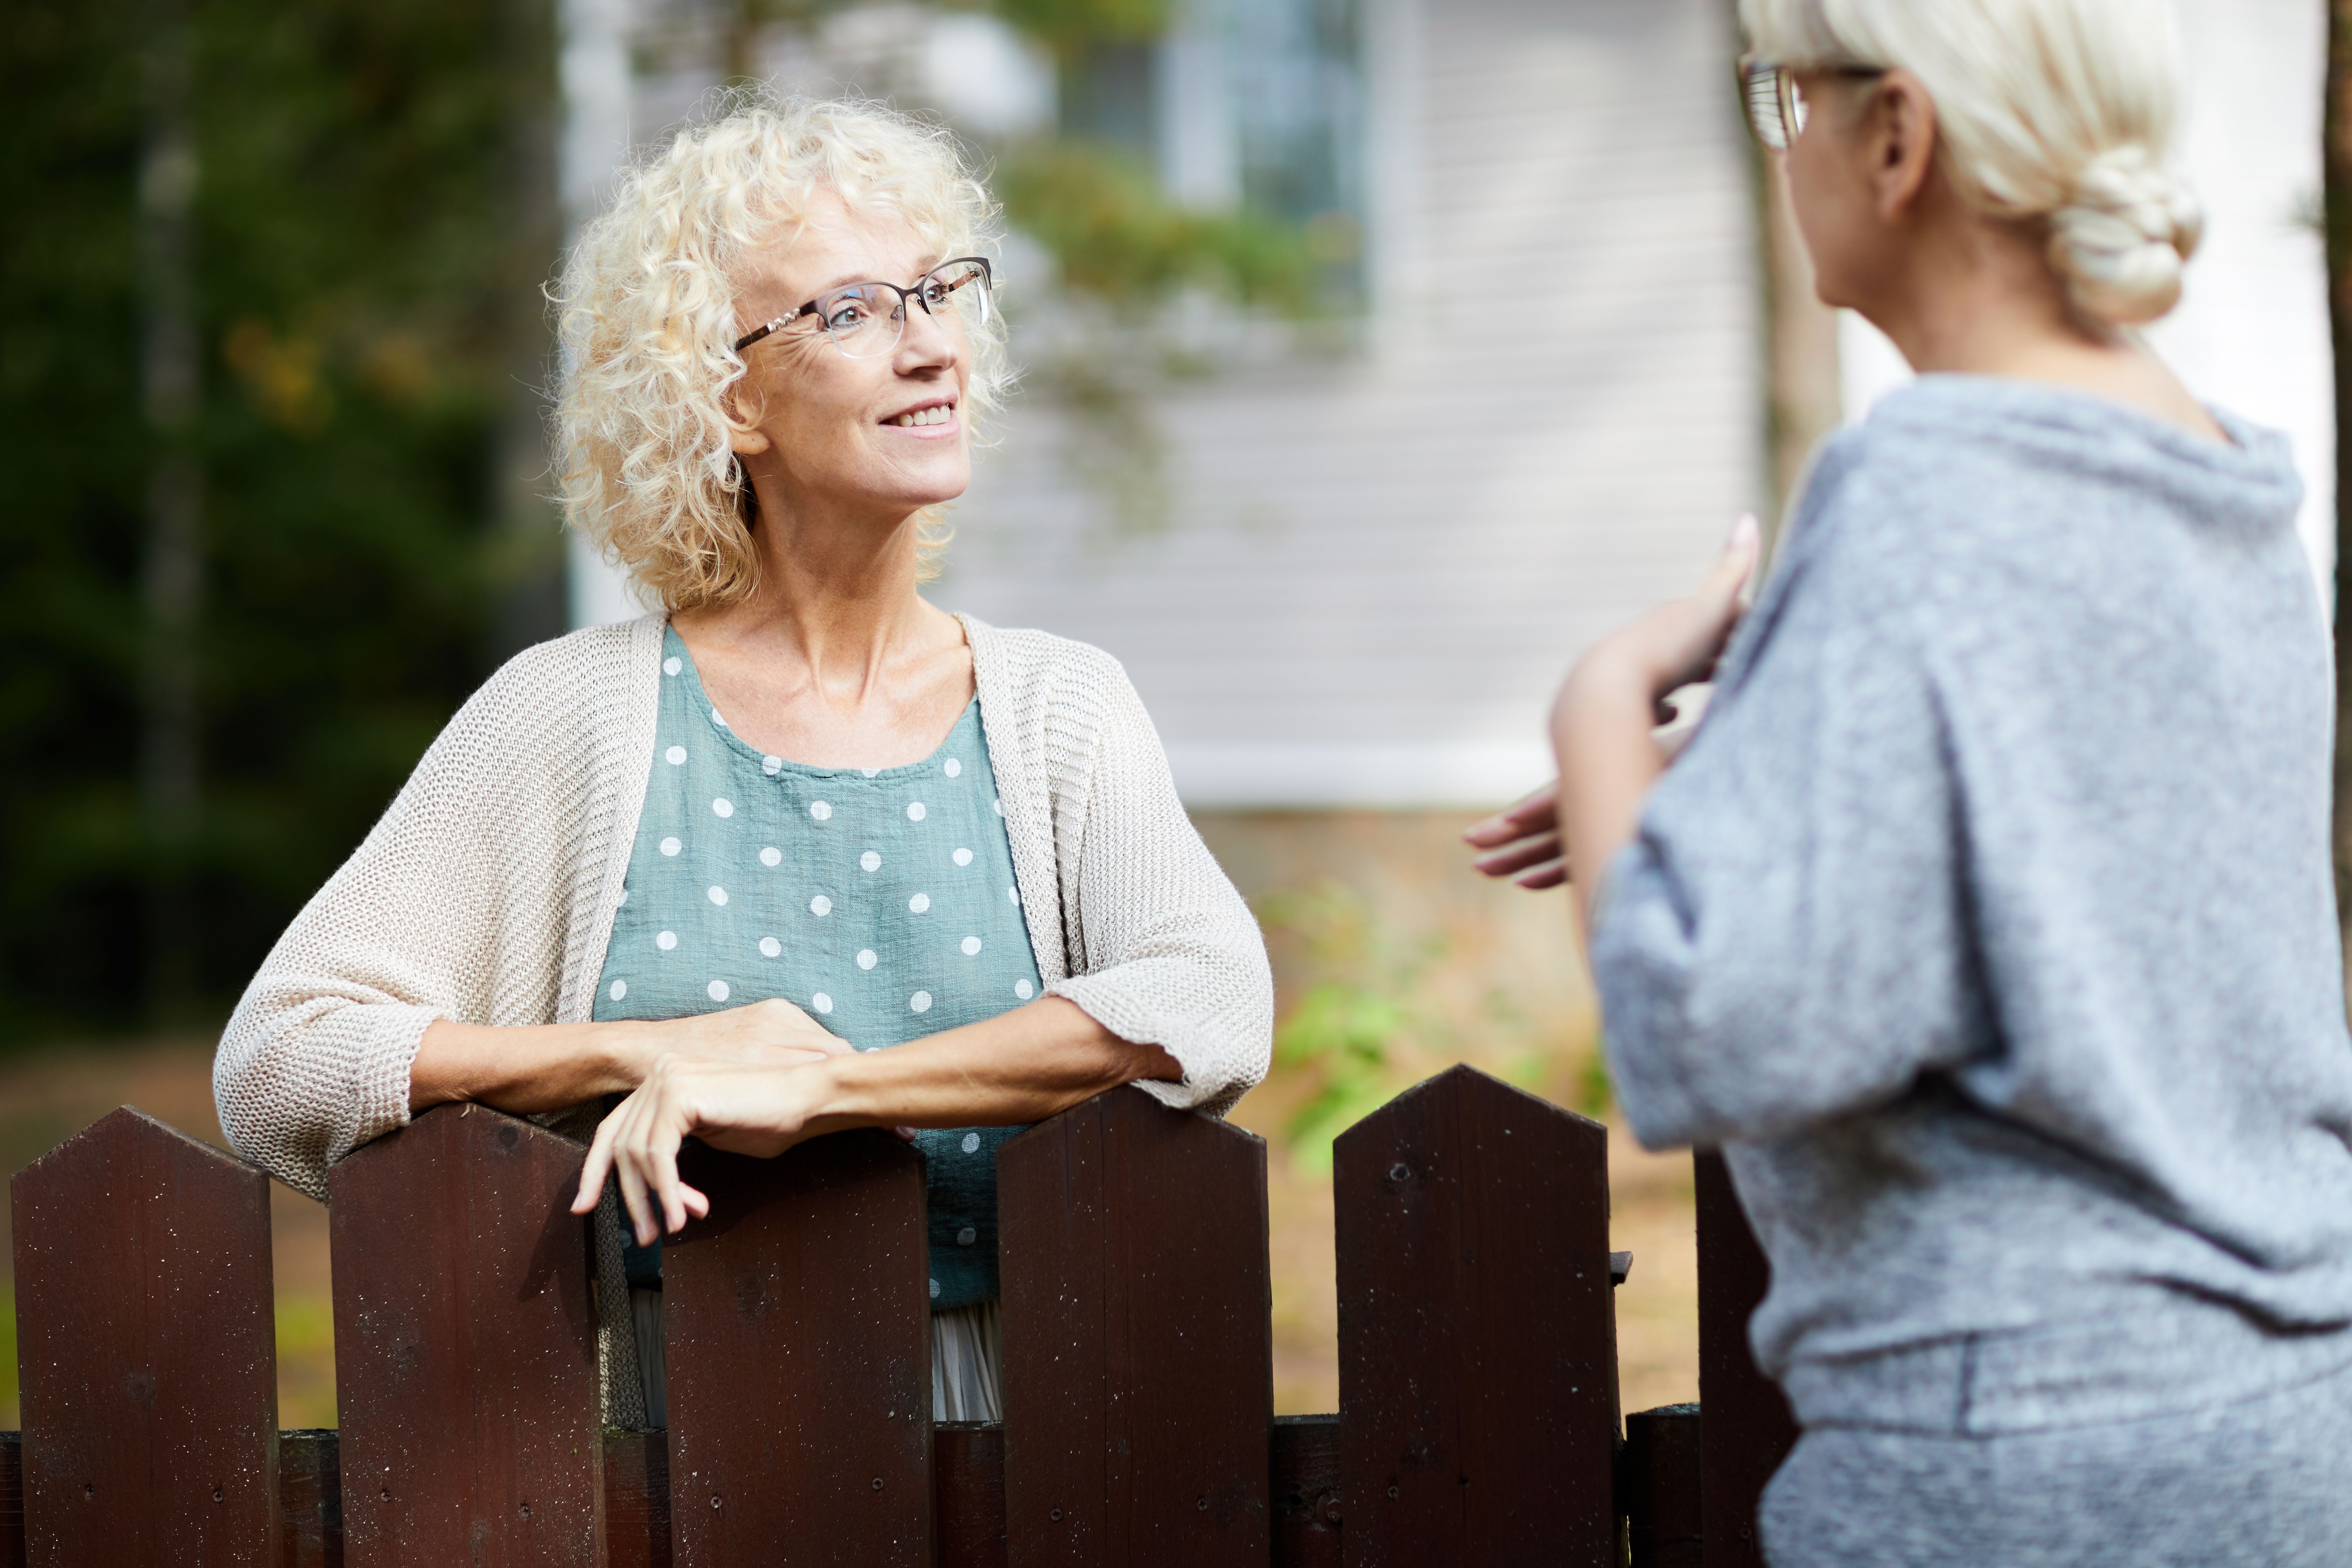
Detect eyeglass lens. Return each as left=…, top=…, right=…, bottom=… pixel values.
left=1742, top=64, right=1807, bottom=151
left=817, top=261, right=993, bottom=360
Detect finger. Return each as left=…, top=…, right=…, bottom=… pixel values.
left=892, top=1125, right=917, bottom=1141
left=1700, top=513, right=1762, bottom=603
left=648, top=1122, right=691, bottom=1237
left=1463, top=781, right=1559, bottom=846
left=1473, top=831, right=1563, bottom=878
left=572, top=1112, right=622, bottom=1213
left=680, top=1184, right=710, bottom=1219
left=1513, top=856, right=1569, bottom=890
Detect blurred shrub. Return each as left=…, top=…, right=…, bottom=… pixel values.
left=0, top=0, right=545, bottom=1040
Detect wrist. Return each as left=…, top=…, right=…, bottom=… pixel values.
left=598, top=1021, right=664, bottom=1094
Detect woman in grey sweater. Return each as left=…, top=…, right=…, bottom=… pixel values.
left=1471, top=1, right=2352, bottom=1562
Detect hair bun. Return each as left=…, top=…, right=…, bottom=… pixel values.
left=2047, top=144, right=2204, bottom=326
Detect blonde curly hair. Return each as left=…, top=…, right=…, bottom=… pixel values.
left=554, top=91, right=1007, bottom=612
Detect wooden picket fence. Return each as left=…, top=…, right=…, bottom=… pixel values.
left=1, top=1064, right=1795, bottom=1567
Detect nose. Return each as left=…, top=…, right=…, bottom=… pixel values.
left=895, top=295, right=964, bottom=373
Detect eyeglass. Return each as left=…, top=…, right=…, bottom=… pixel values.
left=1740, top=57, right=1888, bottom=152
left=733, top=257, right=994, bottom=358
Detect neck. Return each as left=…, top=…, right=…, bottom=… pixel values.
left=1866, top=218, right=2113, bottom=379
left=675, top=470, right=943, bottom=701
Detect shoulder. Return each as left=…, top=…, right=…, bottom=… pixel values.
left=433, top=614, right=664, bottom=766
left=960, top=614, right=1141, bottom=722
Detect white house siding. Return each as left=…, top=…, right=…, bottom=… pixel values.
left=936, top=0, right=1763, bottom=807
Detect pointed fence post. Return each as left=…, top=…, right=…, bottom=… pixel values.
left=1694, top=1152, right=1798, bottom=1568
left=661, top=1129, right=932, bottom=1566
left=328, top=1102, right=602, bottom=1566
left=997, top=1090, right=1272, bottom=1568
left=10, top=1107, right=278, bottom=1567
left=1335, top=1066, right=1618, bottom=1567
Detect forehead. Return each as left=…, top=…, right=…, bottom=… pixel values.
left=736, top=186, right=939, bottom=306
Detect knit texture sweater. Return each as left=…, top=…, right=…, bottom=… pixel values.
left=213, top=610, right=1274, bottom=1423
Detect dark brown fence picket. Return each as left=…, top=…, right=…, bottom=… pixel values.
left=997, top=1089, right=1273, bottom=1568
left=1333, top=1065, right=1617, bottom=1567
left=10, top=1107, right=278, bottom=1567
left=278, top=1429, right=343, bottom=1568
left=933, top=1424, right=1007, bottom=1568
left=327, top=1102, right=601, bottom=1567
left=662, top=1129, right=932, bottom=1566
left=1693, top=1152, right=1799, bottom=1568
left=2, top=1431, right=22, bottom=1568
left=1623, top=1405, right=1703, bottom=1568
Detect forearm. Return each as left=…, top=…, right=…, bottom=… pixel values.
left=1552, top=653, right=1672, bottom=944
left=799, top=997, right=1180, bottom=1133
left=409, top=1018, right=657, bottom=1113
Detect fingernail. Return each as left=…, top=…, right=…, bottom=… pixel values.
left=1727, top=512, right=1760, bottom=554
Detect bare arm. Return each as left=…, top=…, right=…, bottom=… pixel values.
left=569, top=996, right=1180, bottom=1245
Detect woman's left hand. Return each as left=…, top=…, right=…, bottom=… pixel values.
left=570, top=1052, right=845, bottom=1247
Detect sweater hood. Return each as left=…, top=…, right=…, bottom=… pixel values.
left=1863, top=374, right=2304, bottom=542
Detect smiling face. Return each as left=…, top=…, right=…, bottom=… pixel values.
left=727, top=186, right=974, bottom=528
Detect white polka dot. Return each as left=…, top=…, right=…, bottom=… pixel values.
left=944, top=757, right=962, bottom=778
left=665, top=746, right=687, bottom=765
left=910, top=990, right=932, bottom=1013
left=707, top=979, right=730, bottom=1002
left=862, top=768, right=881, bottom=779
left=992, top=798, right=1002, bottom=816
left=960, top=1132, right=981, bottom=1154
left=1007, top=885, right=1021, bottom=905
left=608, top=979, right=628, bottom=1001
left=707, top=885, right=729, bottom=906
left=663, top=656, right=682, bottom=677
left=906, top=802, right=926, bottom=822
left=961, top=936, right=982, bottom=956
left=1014, top=978, right=1034, bottom=1000
left=957, top=1226, right=977, bottom=1245
left=709, top=708, right=729, bottom=729
left=712, top=797, right=734, bottom=818
left=758, top=936, right=781, bottom=958
left=909, top=892, right=931, bottom=914
left=813, top=992, right=833, bottom=1014
left=618, top=887, right=629, bottom=905
left=760, top=846, right=782, bottom=867
left=659, top=836, right=681, bottom=856
left=809, top=800, right=832, bottom=821
left=953, top=847, right=973, bottom=867
left=861, top=850, right=881, bottom=872
left=929, top=1278, right=940, bottom=1299
left=656, top=930, right=678, bottom=951
left=762, top=755, right=782, bottom=776
left=810, top=895, right=832, bottom=917
left=857, top=949, right=878, bottom=970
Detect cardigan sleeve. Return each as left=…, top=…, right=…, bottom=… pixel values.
left=212, top=639, right=610, bottom=1199
left=1042, top=658, right=1275, bottom=1118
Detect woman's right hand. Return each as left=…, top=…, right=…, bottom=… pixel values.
left=1464, top=783, right=1570, bottom=889
left=635, top=996, right=853, bottom=1077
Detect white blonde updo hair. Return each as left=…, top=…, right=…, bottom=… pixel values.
left=553, top=91, right=1006, bottom=612
left=1740, top=0, right=2203, bottom=327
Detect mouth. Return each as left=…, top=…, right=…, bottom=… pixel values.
left=886, top=398, right=957, bottom=429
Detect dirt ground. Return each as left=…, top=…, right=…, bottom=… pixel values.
left=0, top=1035, right=1699, bottom=1432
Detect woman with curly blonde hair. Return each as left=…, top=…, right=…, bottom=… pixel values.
left=212, top=93, right=1272, bottom=1428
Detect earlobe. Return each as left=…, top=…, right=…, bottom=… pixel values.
left=729, top=424, right=772, bottom=457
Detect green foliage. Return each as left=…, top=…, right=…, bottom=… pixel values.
left=994, top=139, right=1318, bottom=315
left=985, top=0, right=1168, bottom=56
left=1259, top=882, right=1448, bottom=1172
left=0, top=0, right=538, bottom=1038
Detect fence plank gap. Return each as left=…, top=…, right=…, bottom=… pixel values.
left=999, top=1090, right=1273, bottom=1568
left=664, top=1129, right=931, bottom=1567
left=1270, top=1415, right=1339, bottom=1568
left=327, top=1102, right=602, bottom=1567
left=1624, top=1404, right=1703, bottom=1568
left=934, top=1421, right=1006, bottom=1568
left=11, top=1106, right=278, bottom=1567
left=601, top=1428, right=670, bottom=1568
left=1335, top=1065, right=1619, bottom=1567
left=1693, top=1153, right=1798, bottom=1568
left=278, top=1429, right=342, bottom=1568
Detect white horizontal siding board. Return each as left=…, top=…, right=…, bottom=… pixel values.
left=941, top=0, right=1760, bottom=806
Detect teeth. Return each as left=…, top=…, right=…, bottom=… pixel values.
left=893, top=405, right=954, bottom=427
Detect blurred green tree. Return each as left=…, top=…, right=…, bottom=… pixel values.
left=0, top=0, right=554, bottom=1039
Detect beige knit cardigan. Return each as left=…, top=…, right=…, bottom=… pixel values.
left=213, top=611, right=1273, bottom=1423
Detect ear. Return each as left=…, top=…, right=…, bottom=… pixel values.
left=722, top=378, right=773, bottom=457
left=1865, top=70, right=1939, bottom=223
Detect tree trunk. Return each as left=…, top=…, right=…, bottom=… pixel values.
left=2328, top=0, right=2352, bottom=979
left=140, top=0, right=203, bottom=1017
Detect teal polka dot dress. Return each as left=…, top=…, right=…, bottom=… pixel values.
left=594, top=626, right=1044, bottom=1310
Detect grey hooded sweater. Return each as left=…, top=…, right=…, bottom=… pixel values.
left=1592, top=376, right=2352, bottom=1437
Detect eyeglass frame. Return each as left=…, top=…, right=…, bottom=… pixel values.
left=1739, top=56, right=1889, bottom=152
left=731, top=256, right=994, bottom=357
